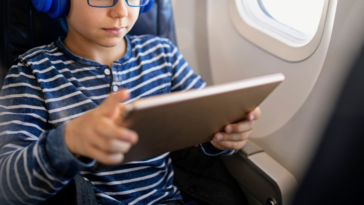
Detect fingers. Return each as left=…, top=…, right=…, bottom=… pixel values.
left=248, top=107, right=261, bottom=121
left=214, top=130, right=252, bottom=142
left=99, top=89, right=130, bottom=117
left=224, top=107, right=260, bottom=133
left=211, top=139, right=248, bottom=151
left=64, top=90, right=136, bottom=163
left=90, top=117, right=138, bottom=155
left=212, top=127, right=253, bottom=151
left=210, top=140, right=225, bottom=151
left=85, top=145, right=125, bottom=165
left=94, top=118, right=138, bottom=144
left=90, top=134, right=132, bottom=153
left=225, top=121, right=254, bottom=133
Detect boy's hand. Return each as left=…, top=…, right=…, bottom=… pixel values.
left=64, top=90, right=138, bottom=165
left=211, top=107, right=261, bottom=150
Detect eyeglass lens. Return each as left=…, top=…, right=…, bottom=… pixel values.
left=89, top=0, right=149, bottom=7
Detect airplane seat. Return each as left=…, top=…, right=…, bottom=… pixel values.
left=0, top=1, right=68, bottom=88
left=0, top=0, right=178, bottom=88
left=0, top=0, right=185, bottom=205
left=221, top=140, right=297, bottom=205
left=0, top=1, right=248, bottom=205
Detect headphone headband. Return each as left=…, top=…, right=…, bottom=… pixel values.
left=32, top=0, right=155, bottom=18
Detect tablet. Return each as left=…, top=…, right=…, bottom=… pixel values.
left=94, top=73, right=284, bottom=169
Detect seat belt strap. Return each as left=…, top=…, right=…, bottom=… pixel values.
left=74, top=174, right=98, bottom=205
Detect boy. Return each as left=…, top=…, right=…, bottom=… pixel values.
left=0, top=0, right=261, bottom=204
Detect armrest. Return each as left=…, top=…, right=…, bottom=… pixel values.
left=221, top=140, right=297, bottom=205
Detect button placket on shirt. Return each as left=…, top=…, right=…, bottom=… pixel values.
left=103, top=66, right=113, bottom=91
left=110, top=63, right=122, bottom=92
left=104, top=68, right=111, bottom=75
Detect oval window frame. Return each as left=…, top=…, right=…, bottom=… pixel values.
left=229, top=0, right=330, bottom=62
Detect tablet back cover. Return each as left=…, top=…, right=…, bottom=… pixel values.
left=120, top=73, right=284, bottom=164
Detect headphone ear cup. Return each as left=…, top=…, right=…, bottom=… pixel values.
left=32, top=0, right=53, bottom=12
left=47, top=0, right=60, bottom=18
left=139, top=0, right=154, bottom=16
left=46, top=0, right=70, bottom=18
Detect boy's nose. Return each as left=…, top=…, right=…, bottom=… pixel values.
left=109, top=0, right=129, bottom=19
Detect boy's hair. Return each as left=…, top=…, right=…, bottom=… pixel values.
left=31, top=0, right=155, bottom=18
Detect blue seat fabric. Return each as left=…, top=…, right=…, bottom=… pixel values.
left=0, top=0, right=177, bottom=88
left=0, top=1, right=247, bottom=205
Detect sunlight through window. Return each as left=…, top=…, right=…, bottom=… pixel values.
left=260, top=0, right=325, bottom=36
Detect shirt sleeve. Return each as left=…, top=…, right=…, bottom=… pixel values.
left=0, top=62, right=94, bottom=205
left=166, top=41, right=238, bottom=156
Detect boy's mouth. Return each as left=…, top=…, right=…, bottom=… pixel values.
left=102, top=27, right=125, bottom=35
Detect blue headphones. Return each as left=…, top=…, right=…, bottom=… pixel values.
left=31, top=0, right=155, bottom=18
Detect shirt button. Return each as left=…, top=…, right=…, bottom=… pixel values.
left=104, top=68, right=111, bottom=75
left=112, top=85, right=119, bottom=92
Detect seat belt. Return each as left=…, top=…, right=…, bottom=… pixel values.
left=37, top=174, right=97, bottom=205
left=74, top=175, right=98, bottom=205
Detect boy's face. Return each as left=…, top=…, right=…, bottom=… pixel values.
left=67, top=0, right=139, bottom=47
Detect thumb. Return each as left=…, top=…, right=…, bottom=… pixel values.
left=99, top=89, right=130, bottom=117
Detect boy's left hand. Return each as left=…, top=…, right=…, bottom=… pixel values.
left=211, top=107, right=261, bottom=150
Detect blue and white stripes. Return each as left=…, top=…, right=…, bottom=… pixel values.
left=0, top=35, right=233, bottom=205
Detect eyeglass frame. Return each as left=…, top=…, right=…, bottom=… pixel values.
left=87, top=0, right=150, bottom=8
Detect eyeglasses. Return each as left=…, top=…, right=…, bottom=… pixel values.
left=87, top=0, right=150, bottom=8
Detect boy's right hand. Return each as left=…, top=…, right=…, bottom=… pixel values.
left=64, top=90, right=138, bottom=165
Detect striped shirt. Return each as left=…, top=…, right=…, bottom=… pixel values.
left=0, top=35, right=236, bottom=205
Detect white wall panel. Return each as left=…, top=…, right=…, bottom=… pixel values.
left=173, top=0, right=364, bottom=178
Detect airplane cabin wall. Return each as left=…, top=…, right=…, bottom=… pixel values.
left=171, top=0, right=213, bottom=85
left=172, top=0, right=364, bottom=179
left=250, top=0, right=364, bottom=179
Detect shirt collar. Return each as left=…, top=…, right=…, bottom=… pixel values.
left=55, top=35, right=132, bottom=67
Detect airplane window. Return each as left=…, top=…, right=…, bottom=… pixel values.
left=259, top=0, right=325, bottom=37
left=229, top=0, right=332, bottom=61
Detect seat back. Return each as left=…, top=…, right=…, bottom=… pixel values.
left=129, top=0, right=177, bottom=44
left=0, top=0, right=177, bottom=88
left=0, top=1, right=177, bottom=204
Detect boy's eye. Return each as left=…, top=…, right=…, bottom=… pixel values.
left=89, top=0, right=145, bottom=7
left=89, top=0, right=114, bottom=7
